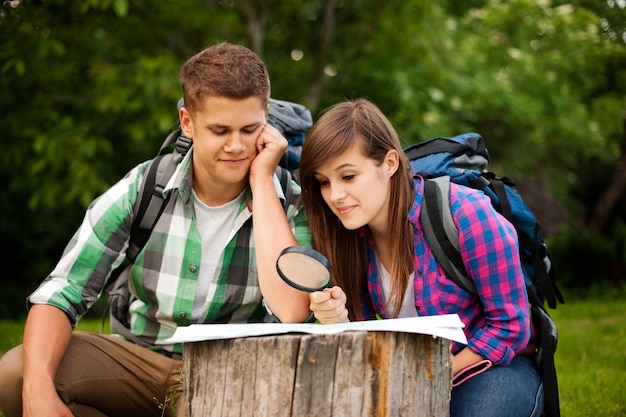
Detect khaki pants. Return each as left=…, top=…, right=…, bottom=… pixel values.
left=0, top=332, right=184, bottom=417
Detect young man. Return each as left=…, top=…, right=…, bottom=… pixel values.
left=0, top=42, right=312, bottom=417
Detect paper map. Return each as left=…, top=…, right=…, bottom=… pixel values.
left=161, top=314, right=467, bottom=345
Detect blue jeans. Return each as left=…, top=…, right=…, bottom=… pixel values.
left=451, top=355, right=544, bottom=417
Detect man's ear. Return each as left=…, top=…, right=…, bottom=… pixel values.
left=265, top=103, right=270, bottom=119
left=179, top=107, right=193, bottom=138
left=384, top=149, right=400, bottom=177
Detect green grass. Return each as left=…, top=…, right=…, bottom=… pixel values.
left=549, top=294, right=626, bottom=417
left=0, top=296, right=625, bottom=417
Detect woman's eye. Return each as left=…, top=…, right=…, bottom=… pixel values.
left=342, top=175, right=355, bottom=181
left=318, top=179, right=330, bottom=187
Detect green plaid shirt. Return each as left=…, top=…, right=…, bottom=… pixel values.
left=28, top=150, right=311, bottom=354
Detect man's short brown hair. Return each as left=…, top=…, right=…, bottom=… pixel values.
left=179, top=42, right=271, bottom=115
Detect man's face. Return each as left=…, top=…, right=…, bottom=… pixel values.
left=180, top=96, right=268, bottom=203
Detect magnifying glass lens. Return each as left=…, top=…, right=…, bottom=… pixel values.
left=276, top=246, right=331, bottom=292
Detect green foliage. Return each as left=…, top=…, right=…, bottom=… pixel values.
left=81, top=0, right=129, bottom=17
left=425, top=1, right=620, bottom=181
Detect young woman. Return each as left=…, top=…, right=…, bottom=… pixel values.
left=299, top=98, right=543, bottom=417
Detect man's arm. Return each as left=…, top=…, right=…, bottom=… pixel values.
left=22, top=304, right=74, bottom=417
left=250, top=124, right=311, bottom=323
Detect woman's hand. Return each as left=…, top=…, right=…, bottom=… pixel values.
left=452, top=347, right=488, bottom=375
left=309, top=286, right=350, bottom=323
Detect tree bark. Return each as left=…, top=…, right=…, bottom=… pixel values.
left=183, top=332, right=452, bottom=417
left=303, top=0, right=338, bottom=113
left=238, top=0, right=269, bottom=58
left=588, top=113, right=626, bottom=232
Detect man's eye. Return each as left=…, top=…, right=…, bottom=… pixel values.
left=213, top=130, right=227, bottom=136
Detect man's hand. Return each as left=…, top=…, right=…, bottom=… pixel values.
left=23, top=381, right=74, bottom=417
left=309, top=286, right=350, bottom=324
left=249, top=124, right=288, bottom=179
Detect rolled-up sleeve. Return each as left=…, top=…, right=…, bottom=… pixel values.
left=27, top=162, right=146, bottom=326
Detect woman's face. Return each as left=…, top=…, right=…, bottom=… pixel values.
left=313, top=143, right=398, bottom=233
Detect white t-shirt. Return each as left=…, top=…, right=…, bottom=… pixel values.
left=191, top=189, right=245, bottom=319
left=378, top=258, right=418, bottom=318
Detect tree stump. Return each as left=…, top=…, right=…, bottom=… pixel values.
left=183, top=331, right=452, bottom=417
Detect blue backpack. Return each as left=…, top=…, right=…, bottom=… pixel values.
left=404, top=132, right=564, bottom=417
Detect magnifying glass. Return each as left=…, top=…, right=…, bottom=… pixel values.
left=276, top=246, right=332, bottom=292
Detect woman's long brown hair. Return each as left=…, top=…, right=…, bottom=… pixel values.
left=299, top=99, right=415, bottom=320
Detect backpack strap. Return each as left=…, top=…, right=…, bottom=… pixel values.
left=421, top=177, right=476, bottom=294
left=486, top=176, right=513, bottom=220
left=532, top=304, right=561, bottom=417
left=102, top=131, right=191, bottom=337
left=276, top=165, right=297, bottom=210
left=126, top=130, right=191, bottom=262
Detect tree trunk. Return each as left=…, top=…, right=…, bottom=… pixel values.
left=303, top=0, right=338, bottom=113
left=183, top=331, right=452, bottom=417
left=238, top=0, right=269, bottom=58
left=588, top=113, right=626, bottom=232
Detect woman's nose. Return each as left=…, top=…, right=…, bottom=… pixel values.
left=329, top=182, right=346, bottom=202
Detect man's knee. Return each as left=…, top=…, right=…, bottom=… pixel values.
left=0, top=344, right=25, bottom=417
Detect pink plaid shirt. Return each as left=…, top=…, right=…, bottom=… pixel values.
left=358, top=177, right=530, bottom=365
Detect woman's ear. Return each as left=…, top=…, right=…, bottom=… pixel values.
left=384, top=149, right=400, bottom=177
left=179, top=107, right=193, bottom=138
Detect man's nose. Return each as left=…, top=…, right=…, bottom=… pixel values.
left=224, top=132, right=245, bottom=152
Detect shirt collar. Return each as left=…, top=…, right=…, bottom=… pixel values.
left=407, top=176, right=425, bottom=228
left=163, top=147, right=288, bottom=210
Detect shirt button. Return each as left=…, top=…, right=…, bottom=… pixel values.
left=189, top=265, right=197, bottom=273
left=179, top=312, right=187, bottom=319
